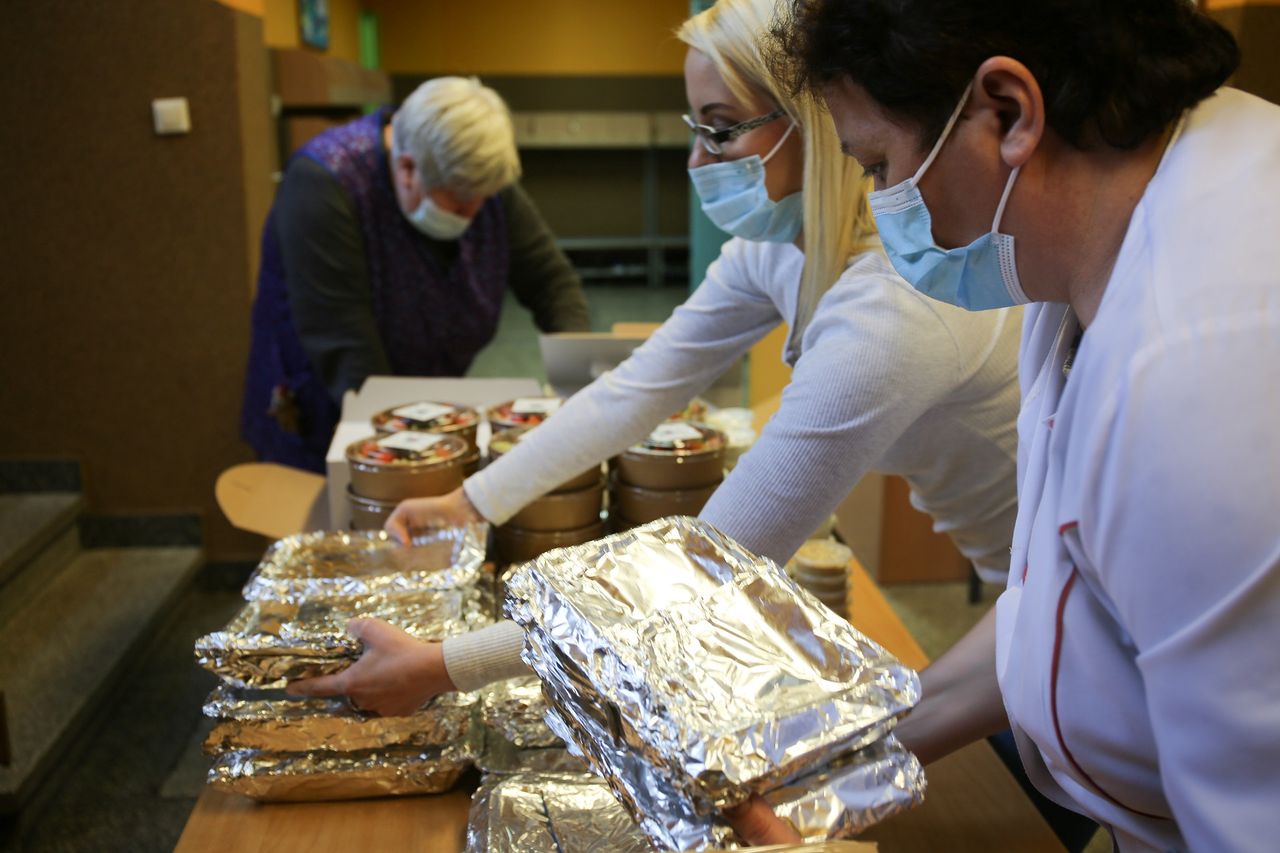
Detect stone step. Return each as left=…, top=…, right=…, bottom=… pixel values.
left=0, top=546, right=203, bottom=813
left=0, top=492, right=82, bottom=590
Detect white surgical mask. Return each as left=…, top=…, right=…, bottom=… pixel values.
left=406, top=195, right=472, bottom=241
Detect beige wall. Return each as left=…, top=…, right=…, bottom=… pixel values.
left=263, top=0, right=364, bottom=63
left=366, top=0, right=689, bottom=75
left=0, top=0, right=275, bottom=560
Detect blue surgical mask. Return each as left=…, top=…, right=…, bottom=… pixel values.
left=688, top=122, right=802, bottom=243
left=406, top=195, right=472, bottom=241
left=868, top=87, right=1029, bottom=310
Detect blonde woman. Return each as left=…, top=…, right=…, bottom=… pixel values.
left=290, top=0, right=1022, bottom=715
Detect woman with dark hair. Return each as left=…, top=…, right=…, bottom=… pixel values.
left=729, top=1, right=1280, bottom=849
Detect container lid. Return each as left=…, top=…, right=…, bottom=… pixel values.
left=346, top=432, right=468, bottom=467
left=488, top=426, right=532, bottom=458
left=666, top=397, right=709, bottom=423
left=372, top=401, right=479, bottom=433
left=623, top=422, right=725, bottom=458
left=488, top=397, right=563, bottom=427
left=793, top=539, right=854, bottom=572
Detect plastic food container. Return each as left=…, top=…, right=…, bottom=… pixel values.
left=506, top=476, right=606, bottom=532
left=666, top=397, right=708, bottom=423
left=494, top=519, right=608, bottom=564
left=346, top=432, right=468, bottom=502
left=346, top=488, right=397, bottom=531
left=371, top=401, right=480, bottom=450
left=486, top=397, right=563, bottom=432
left=616, top=423, right=726, bottom=490
left=460, top=446, right=480, bottom=477
left=488, top=427, right=600, bottom=493
left=612, top=479, right=721, bottom=525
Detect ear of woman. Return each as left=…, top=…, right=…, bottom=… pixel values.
left=970, top=57, right=1046, bottom=171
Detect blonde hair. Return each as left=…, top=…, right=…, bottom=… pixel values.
left=391, top=76, right=521, bottom=200
left=678, top=0, right=876, bottom=342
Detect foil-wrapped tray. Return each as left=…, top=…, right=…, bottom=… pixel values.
left=476, top=727, right=590, bottom=777
left=466, top=773, right=654, bottom=853
left=479, top=676, right=564, bottom=749
left=194, top=587, right=489, bottom=688
left=505, top=517, right=922, bottom=850
left=469, top=748, right=919, bottom=852
left=202, top=684, right=477, bottom=753
left=763, top=737, right=924, bottom=841
left=241, top=526, right=487, bottom=603
left=208, top=743, right=474, bottom=802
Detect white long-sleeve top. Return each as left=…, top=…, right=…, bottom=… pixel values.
left=996, top=88, right=1280, bottom=852
left=446, top=239, right=1022, bottom=690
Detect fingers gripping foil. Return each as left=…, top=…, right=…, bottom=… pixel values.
left=194, top=588, right=489, bottom=688
left=504, top=517, right=924, bottom=850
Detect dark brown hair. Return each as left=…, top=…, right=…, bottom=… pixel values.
left=769, top=0, right=1240, bottom=150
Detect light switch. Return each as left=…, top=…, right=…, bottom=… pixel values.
left=152, top=97, right=192, bottom=135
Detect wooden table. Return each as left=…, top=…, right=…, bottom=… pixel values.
left=175, top=563, right=1064, bottom=852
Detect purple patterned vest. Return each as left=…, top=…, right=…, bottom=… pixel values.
left=241, top=110, right=510, bottom=471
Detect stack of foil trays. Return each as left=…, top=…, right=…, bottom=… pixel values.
left=476, top=676, right=590, bottom=776
left=467, top=772, right=654, bottom=853
left=504, top=517, right=926, bottom=849
left=195, top=527, right=489, bottom=801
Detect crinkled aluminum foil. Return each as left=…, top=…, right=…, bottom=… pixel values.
left=466, top=773, right=655, bottom=853
left=208, top=743, right=473, bottom=802
left=480, top=676, right=563, bottom=748
left=194, top=627, right=356, bottom=689
left=194, top=588, right=489, bottom=688
left=505, top=517, right=922, bottom=851
left=241, top=526, right=487, bottom=603
left=476, top=727, right=589, bottom=777
left=764, top=737, right=925, bottom=841
left=202, top=684, right=476, bottom=753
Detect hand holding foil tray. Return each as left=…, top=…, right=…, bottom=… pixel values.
left=195, top=586, right=488, bottom=688
left=241, top=526, right=487, bottom=603
left=466, top=770, right=892, bottom=852
left=505, top=517, right=924, bottom=849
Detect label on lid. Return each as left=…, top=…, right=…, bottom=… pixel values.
left=512, top=397, right=562, bottom=415
left=391, top=402, right=454, bottom=424
left=377, top=431, right=446, bottom=453
left=648, top=422, right=703, bottom=444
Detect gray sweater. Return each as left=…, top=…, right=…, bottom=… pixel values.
left=445, top=239, right=1023, bottom=691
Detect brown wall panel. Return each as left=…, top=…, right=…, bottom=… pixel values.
left=1209, top=4, right=1280, bottom=105
left=877, top=477, right=970, bottom=585
left=0, top=0, right=272, bottom=559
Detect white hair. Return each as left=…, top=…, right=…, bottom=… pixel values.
left=391, top=76, right=521, bottom=200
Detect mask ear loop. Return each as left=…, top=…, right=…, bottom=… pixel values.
left=990, top=165, right=1021, bottom=234
left=913, top=85, right=972, bottom=182
left=760, top=120, right=798, bottom=165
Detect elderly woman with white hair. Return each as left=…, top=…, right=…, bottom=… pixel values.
left=242, top=76, right=590, bottom=471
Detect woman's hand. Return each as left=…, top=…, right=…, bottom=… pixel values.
left=384, top=485, right=484, bottom=545
left=286, top=619, right=455, bottom=717
left=723, top=795, right=802, bottom=845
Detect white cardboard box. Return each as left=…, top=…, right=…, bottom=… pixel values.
left=324, top=376, right=544, bottom=530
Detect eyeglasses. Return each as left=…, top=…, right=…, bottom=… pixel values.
left=681, top=108, right=787, bottom=155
